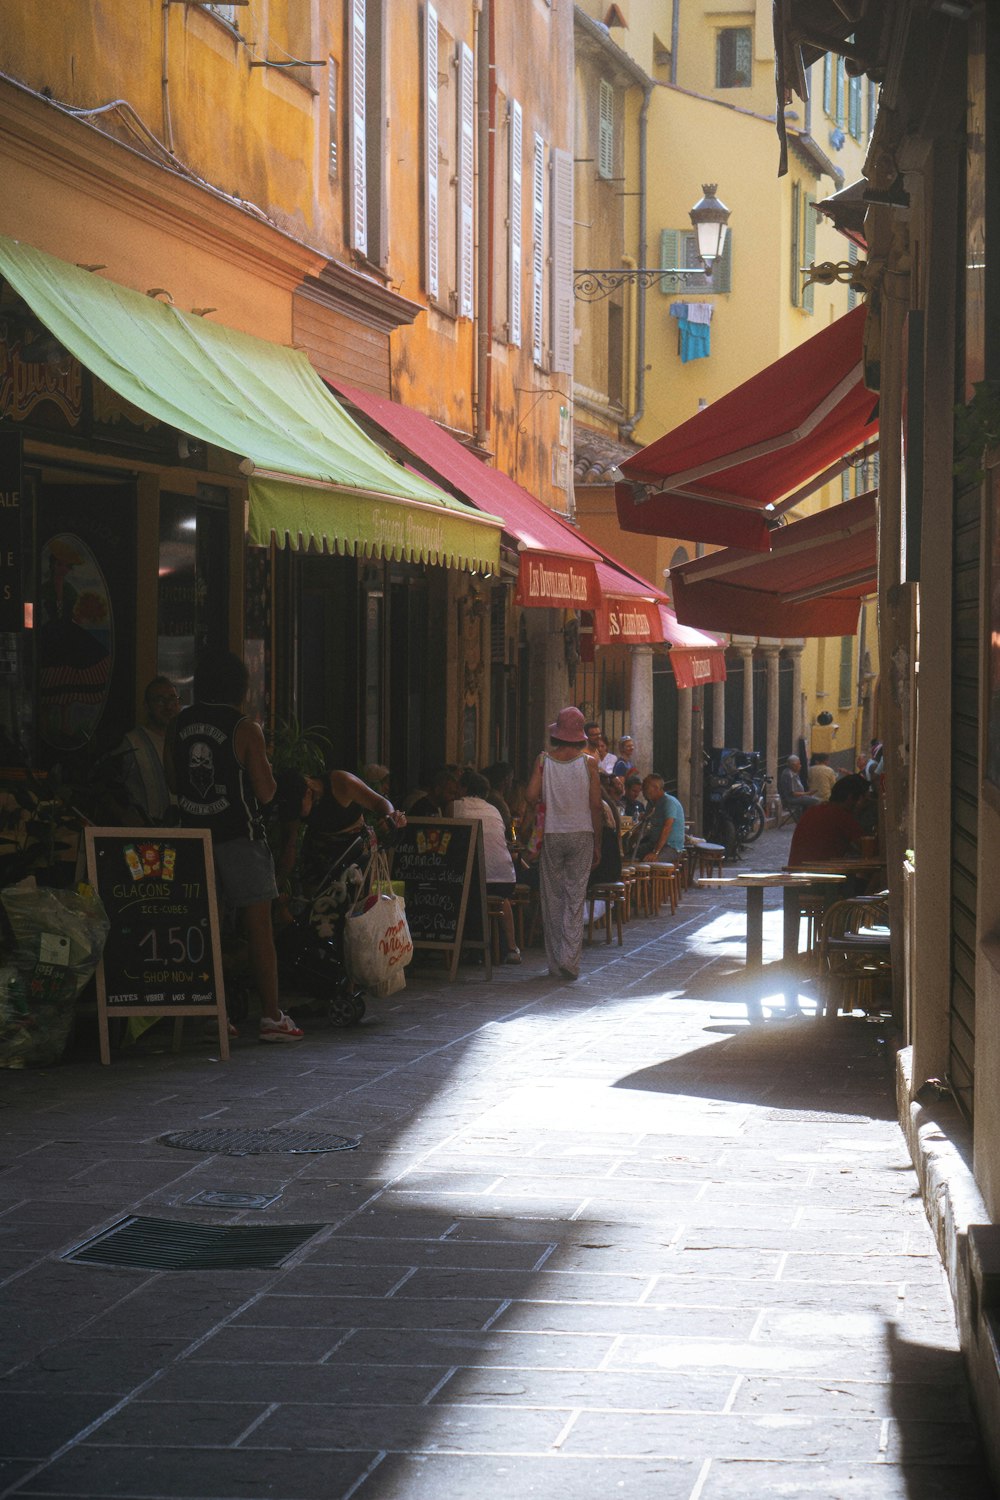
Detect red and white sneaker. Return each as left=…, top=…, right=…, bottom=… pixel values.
left=259, top=1012, right=304, bottom=1043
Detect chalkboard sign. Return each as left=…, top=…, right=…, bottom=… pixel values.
left=389, top=818, right=491, bottom=980
left=85, top=827, right=228, bottom=1064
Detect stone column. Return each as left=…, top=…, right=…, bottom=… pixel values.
left=785, top=641, right=806, bottom=752
left=732, top=639, right=755, bottom=750
left=677, top=682, right=693, bottom=810
left=760, top=643, right=781, bottom=816
left=711, top=678, right=725, bottom=749
left=629, top=645, right=654, bottom=772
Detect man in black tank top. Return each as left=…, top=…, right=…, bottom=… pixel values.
left=168, top=649, right=302, bottom=1043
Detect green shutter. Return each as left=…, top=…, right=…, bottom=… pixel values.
left=849, top=74, right=862, bottom=139
left=803, top=193, right=816, bottom=313
left=823, top=54, right=833, bottom=115
left=790, top=181, right=801, bottom=307
left=835, top=58, right=845, bottom=125
left=660, top=228, right=680, bottom=293
left=711, top=229, right=732, bottom=293
left=838, top=636, right=853, bottom=709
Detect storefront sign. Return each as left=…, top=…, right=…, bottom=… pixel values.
left=85, top=827, right=228, bottom=1065
left=515, top=552, right=600, bottom=610
left=592, top=597, right=663, bottom=645
left=670, top=647, right=728, bottom=690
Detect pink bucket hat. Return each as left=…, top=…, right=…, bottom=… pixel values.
left=548, top=706, right=588, bottom=744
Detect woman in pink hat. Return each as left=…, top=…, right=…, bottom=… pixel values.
left=524, top=706, right=604, bottom=980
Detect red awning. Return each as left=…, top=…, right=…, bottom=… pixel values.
left=656, top=605, right=727, bottom=688
left=330, top=382, right=601, bottom=609
left=669, top=493, right=877, bottom=638
left=617, top=306, right=878, bottom=552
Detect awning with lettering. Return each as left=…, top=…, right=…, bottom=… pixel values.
left=329, top=381, right=602, bottom=609
left=669, top=492, right=877, bottom=638
left=656, top=604, right=727, bottom=688
left=0, top=236, right=501, bottom=572
left=616, top=306, right=878, bottom=553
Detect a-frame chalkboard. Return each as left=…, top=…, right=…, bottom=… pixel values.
left=85, top=827, right=228, bottom=1064
left=389, top=818, right=491, bottom=980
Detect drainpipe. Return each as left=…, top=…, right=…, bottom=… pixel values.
left=161, top=1, right=174, bottom=153
left=475, top=0, right=493, bottom=450
left=619, top=81, right=652, bottom=442
left=671, top=0, right=680, bottom=84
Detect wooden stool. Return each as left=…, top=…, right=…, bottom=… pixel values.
left=486, top=896, right=507, bottom=963
left=696, top=843, right=725, bottom=878
left=620, top=863, right=636, bottom=921
left=587, top=882, right=626, bottom=945
left=509, top=885, right=532, bottom=949
left=631, top=863, right=653, bottom=916
left=647, top=861, right=680, bottom=915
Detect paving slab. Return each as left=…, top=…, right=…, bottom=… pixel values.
left=0, top=825, right=994, bottom=1499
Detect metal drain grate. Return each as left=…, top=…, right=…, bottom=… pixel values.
left=186, top=1190, right=281, bottom=1210
left=158, top=1127, right=359, bottom=1156
left=65, top=1215, right=323, bottom=1270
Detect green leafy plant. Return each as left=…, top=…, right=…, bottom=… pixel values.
left=954, top=380, right=1000, bottom=483
left=268, top=718, right=332, bottom=778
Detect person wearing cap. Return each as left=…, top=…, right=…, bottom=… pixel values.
left=524, top=706, right=604, bottom=981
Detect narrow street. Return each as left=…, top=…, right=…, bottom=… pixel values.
left=0, top=828, right=993, bottom=1500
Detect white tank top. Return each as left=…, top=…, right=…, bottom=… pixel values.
left=542, top=754, right=592, bottom=834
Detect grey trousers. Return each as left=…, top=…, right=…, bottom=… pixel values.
left=539, top=831, right=594, bottom=977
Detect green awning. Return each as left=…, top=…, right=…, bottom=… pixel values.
left=0, top=236, right=501, bottom=572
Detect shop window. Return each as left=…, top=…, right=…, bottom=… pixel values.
left=157, top=492, right=229, bottom=698
left=716, top=28, right=752, bottom=89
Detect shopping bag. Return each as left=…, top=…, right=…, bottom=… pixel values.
left=343, top=851, right=414, bottom=997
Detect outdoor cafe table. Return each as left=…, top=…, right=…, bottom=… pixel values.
left=695, top=871, right=846, bottom=972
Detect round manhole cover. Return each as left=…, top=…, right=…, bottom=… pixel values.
left=159, top=1127, right=359, bottom=1156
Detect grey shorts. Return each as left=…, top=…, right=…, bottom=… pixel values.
left=212, top=837, right=278, bottom=909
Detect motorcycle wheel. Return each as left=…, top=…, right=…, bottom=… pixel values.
left=716, top=815, right=738, bottom=862
left=743, top=803, right=766, bottom=843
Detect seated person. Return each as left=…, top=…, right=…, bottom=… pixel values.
left=451, top=769, right=521, bottom=963
left=622, top=773, right=645, bottom=820
left=807, top=752, right=838, bottom=802
left=613, top=734, right=636, bottom=778
left=779, top=754, right=820, bottom=822
left=597, top=734, right=618, bottom=776
left=116, top=675, right=180, bottom=824
left=788, top=774, right=871, bottom=866
left=406, top=764, right=461, bottom=817
left=589, top=785, right=623, bottom=887
left=634, top=774, right=685, bottom=863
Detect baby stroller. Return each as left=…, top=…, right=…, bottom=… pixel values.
left=272, top=829, right=371, bottom=1027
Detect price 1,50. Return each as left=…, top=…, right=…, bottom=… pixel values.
left=138, top=925, right=206, bottom=966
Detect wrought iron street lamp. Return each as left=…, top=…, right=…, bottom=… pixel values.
left=574, top=184, right=731, bottom=303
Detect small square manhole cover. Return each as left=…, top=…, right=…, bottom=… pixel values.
left=185, top=1190, right=282, bottom=1210
left=159, top=1127, right=359, bottom=1156
left=64, top=1216, right=323, bottom=1270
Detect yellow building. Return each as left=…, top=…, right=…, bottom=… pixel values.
left=571, top=0, right=880, bottom=800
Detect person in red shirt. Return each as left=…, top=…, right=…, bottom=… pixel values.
left=789, top=774, right=871, bottom=865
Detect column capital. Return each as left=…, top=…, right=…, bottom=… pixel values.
left=782, top=642, right=805, bottom=659
left=758, top=642, right=782, bottom=660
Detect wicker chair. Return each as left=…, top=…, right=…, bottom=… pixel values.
left=815, top=894, right=891, bottom=1018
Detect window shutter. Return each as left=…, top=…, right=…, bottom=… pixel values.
left=550, top=146, right=574, bottom=375
left=848, top=73, right=862, bottom=138
left=328, top=57, right=338, bottom=178
left=598, top=79, right=613, bottom=179
left=838, top=636, right=853, bottom=708
left=709, top=229, right=732, bottom=293
left=348, top=0, right=368, bottom=257
left=659, top=228, right=679, bottom=293
left=823, top=53, right=833, bottom=114
left=531, top=132, right=545, bottom=366
left=803, top=193, right=816, bottom=313
left=847, top=240, right=858, bottom=311
left=508, top=99, right=523, bottom=346
left=457, top=41, right=475, bottom=318
left=424, top=5, right=439, bottom=300
left=835, top=57, right=845, bottom=125
left=790, top=180, right=801, bottom=307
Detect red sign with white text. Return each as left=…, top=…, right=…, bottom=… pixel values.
left=515, top=552, right=601, bottom=610
left=592, top=597, right=663, bottom=645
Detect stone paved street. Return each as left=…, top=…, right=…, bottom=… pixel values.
left=0, top=828, right=995, bottom=1499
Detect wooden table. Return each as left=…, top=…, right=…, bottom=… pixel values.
left=696, top=871, right=846, bottom=971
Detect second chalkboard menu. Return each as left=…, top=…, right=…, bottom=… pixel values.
left=389, top=818, right=491, bottom=980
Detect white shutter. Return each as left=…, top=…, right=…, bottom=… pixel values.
left=424, top=5, right=439, bottom=300
left=348, top=0, right=368, bottom=256
left=598, top=79, right=613, bottom=179
left=531, top=132, right=545, bottom=366
left=457, top=41, right=475, bottom=318
left=550, top=146, right=574, bottom=375
left=508, top=100, right=522, bottom=346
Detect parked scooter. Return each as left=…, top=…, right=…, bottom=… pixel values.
left=702, top=748, right=763, bottom=859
